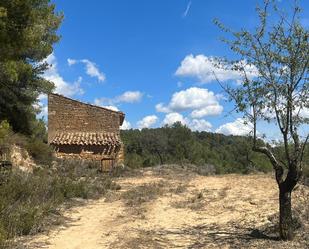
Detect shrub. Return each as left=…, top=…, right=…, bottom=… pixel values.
left=0, top=159, right=117, bottom=247
left=196, top=164, right=216, bottom=176
left=122, top=181, right=166, bottom=207
left=125, top=153, right=144, bottom=168
left=25, top=139, right=54, bottom=165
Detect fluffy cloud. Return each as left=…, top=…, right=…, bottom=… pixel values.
left=163, top=113, right=187, bottom=126
left=175, top=54, right=257, bottom=84
left=67, top=58, right=77, bottom=66
left=93, top=100, right=120, bottom=112
left=189, top=119, right=212, bottom=131
left=137, top=115, right=158, bottom=129
left=94, top=91, right=143, bottom=108
left=156, top=87, right=223, bottom=118
left=34, top=102, right=48, bottom=120
left=44, top=54, right=84, bottom=97
left=162, top=113, right=212, bottom=131
left=191, top=105, right=223, bottom=118
left=102, top=105, right=119, bottom=112
left=115, top=91, right=143, bottom=103
left=68, top=58, right=106, bottom=82
left=120, top=120, right=131, bottom=130
left=215, top=118, right=253, bottom=136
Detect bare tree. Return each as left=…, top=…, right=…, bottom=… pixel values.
left=215, top=0, right=308, bottom=240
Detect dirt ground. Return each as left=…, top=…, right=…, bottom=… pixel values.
left=25, top=167, right=309, bottom=249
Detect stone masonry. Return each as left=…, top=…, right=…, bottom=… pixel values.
left=48, top=93, right=125, bottom=166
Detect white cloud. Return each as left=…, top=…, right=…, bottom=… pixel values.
left=93, top=99, right=119, bottom=112
left=94, top=91, right=143, bottom=109
left=38, top=94, right=47, bottom=101
left=102, top=105, right=119, bottom=112
left=191, top=105, right=223, bottom=118
left=175, top=54, right=258, bottom=84
left=81, top=59, right=105, bottom=82
left=115, top=91, right=143, bottom=103
left=44, top=54, right=84, bottom=97
left=155, top=103, right=171, bottom=113
left=120, top=120, right=131, bottom=130
left=137, top=115, right=158, bottom=129
left=94, top=97, right=111, bottom=106
left=34, top=100, right=48, bottom=120
left=215, top=118, right=253, bottom=136
left=156, top=87, right=223, bottom=118
left=162, top=113, right=212, bottom=132
left=189, top=119, right=212, bottom=131
left=163, top=113, right=187, bottom=126
left=68, top=58, right=106, bottom=82
left=67, top=58, right=77, bottom=66
left=182, top=1, right=192, bottom=18
left=40, top=105, right=48, bottom=118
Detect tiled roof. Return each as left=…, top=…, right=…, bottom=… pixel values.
left=50, top=132, right=121, bottom=146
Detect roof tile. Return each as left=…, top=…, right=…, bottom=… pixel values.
left=50, top=132, right=120, bottom=146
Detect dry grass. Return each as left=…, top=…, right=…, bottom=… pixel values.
left=121, top=181, right=166, bottom=207
left=0, top=159, right=119, bottom=248
left=26, top=169, right=309, bottom=249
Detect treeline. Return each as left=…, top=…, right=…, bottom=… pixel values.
left=121, top=122, right=274, bottom=174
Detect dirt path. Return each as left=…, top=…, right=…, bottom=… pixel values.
left=26, top=169, right=309, bottom=249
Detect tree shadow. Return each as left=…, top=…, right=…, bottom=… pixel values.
left=139, top=223, right=281, bottom=249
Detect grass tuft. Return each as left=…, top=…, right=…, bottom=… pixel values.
left=0, top=159, right=116, bottom=247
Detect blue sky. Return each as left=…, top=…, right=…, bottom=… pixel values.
left=39, top=0, right=309, bottom=140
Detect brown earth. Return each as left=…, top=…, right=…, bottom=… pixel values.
left=25, top=168, right=309, bottom=249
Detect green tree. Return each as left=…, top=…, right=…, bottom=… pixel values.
left=215, top=0, right=308, bottom=240
left=140, top=128, right=168, bottom=165
left=0, top=0, right=62, bottom=134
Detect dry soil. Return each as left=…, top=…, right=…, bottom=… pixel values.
left=25, top=168, right=309, bottom=249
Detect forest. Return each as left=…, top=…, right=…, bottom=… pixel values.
left=121, top=122, right=309, bottom=176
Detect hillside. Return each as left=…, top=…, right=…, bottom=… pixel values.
left=121, top=123, right=309, bottom=175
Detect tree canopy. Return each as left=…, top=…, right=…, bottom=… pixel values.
left=215, top=0, right=308, bottom=240
left=0, top=0, right=62, bottom=134
left=121, top=122, right=273, bottom=173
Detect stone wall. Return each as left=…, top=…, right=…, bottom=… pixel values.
left=48, top=93, right=125, bottom=164
left=48, top=93, right=124, bottom=143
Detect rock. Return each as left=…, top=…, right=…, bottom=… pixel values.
left=10, top=145, right=36, bottom=173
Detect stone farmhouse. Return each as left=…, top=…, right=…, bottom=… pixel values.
left=48, top=93, right=125, bottom=171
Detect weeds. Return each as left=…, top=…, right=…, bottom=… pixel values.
left=169, top=184, right=187, bottom=195
left=172, top=191, right=205, bottom=210
left=122, top=181, right=166, bottom=207
left=0, top=159, right=117, bottom=247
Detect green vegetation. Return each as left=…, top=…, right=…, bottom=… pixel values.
left=215, top=0, right=308, bottom=240
left=0, top=120, right=53, bottom=166
left=0, top=0, right=62, bottom=135
left=0, top=159, right=118, bottom=248
left=0, top=121, right=119, bottom=248
left=121, top=122, right=273, bottom=174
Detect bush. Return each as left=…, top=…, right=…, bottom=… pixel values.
left=125, top=153, right=144, bottom=168
left=196, top=164, right=216, bottom=176
left=25, top=139, right=54, bottom=165
left=122, top=181, right=166, bottom=207
left=0, top=159, right=117, bottom=247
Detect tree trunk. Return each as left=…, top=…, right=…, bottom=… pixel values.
left=279, top=187, right=293, bottom=240
left=156, top=150, right=163, bottom=165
